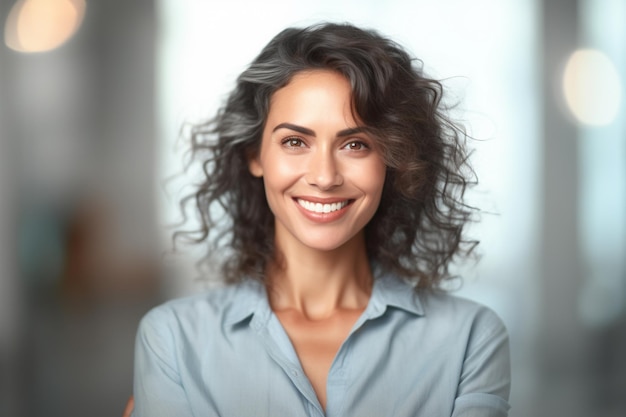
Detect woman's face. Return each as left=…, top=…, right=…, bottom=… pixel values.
left=249, top=70, right=386, bottom=253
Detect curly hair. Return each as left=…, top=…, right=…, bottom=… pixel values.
left=176, top=22, right=478, bottom=289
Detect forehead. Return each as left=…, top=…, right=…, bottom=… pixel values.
left=266, top=70, right=357, bottom=124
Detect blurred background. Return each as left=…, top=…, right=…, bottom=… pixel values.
left=0, top=0, right=624, bottom=416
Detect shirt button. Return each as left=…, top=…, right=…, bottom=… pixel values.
left=291, top=369, right=299, bottom=377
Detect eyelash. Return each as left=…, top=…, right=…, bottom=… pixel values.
left=281, top=137, right=306, bottom=148
left=343, top=140, right=369, bottom=151
left=280, top=137, right=370, bottom=151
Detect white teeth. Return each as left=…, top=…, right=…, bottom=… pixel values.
left=297, top=199, right=349, bottom=214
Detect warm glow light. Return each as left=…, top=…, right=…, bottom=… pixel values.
left=4, top=0, right=86, bottom=53
left=563, top=49, right=622, bottom=126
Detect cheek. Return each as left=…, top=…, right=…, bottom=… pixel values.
left=362, top=161, right=387, bottom=197
left=260, top=156, right=303, bottom=213
left=264, top=152, right=303, bottom=183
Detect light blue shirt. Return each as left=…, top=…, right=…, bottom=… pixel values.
left=131, top=273, right=510, bottom=416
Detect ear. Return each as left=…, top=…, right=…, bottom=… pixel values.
left=248, top=154, right=263, bottom=177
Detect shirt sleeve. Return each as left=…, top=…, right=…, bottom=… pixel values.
left=131, top=306, right=194, bottom=417
left=451, top=307, right=511, bottom=417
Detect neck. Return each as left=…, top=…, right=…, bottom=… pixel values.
left=266, top=232, right=373, bottom=320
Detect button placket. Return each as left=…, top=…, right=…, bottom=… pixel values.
left=251, top=313, right=325, bottom=416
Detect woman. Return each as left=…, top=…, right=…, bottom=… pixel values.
left=129, top=23, right=510, bottom=416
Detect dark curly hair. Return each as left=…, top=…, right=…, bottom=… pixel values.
left=176, top=22, right=478, bottom=289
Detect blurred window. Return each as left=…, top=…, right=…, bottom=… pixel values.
left=577, top=0, right=626, bottom=327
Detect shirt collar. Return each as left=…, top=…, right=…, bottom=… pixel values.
left=223, top=279, right=269, bottom=326
left=223, top=271, right=425, bottom=327
left=367, top=271, right=425, bottom=318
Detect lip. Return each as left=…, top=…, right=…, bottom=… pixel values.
left=293, top=197, right=354, bottom=223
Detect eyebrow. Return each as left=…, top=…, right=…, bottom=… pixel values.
left=272, top=123, right=366, bottom=137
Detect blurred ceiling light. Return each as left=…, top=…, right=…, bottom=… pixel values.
left=562, top=49, right=622, bottom=126
left=4, top=0, right=86, bottom=53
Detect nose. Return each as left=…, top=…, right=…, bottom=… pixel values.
left=306, top=147, right=343, bottom=190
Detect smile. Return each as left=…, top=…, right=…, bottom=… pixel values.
left=296, top=198, right=351, bottom=214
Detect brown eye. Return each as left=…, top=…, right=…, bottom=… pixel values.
left=283, top=137, right=305, bottom=147
left=344, top=141, right=368, bottom=151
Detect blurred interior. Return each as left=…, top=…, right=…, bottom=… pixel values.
left=1, top=1, right=624, bottom=416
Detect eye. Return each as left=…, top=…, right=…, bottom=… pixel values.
left=343, top=140, right=369, bottom=151
left=282, top=137, right=306, bottom=148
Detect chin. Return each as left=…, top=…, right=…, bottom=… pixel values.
left=298, top=232, right=362, bottom=253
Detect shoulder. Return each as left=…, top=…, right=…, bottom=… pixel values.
left=137, top=282, right=253, bottom=338
left=417, top=290, right=508, bottom=342
left=374, top=272, right=508, bottom=339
